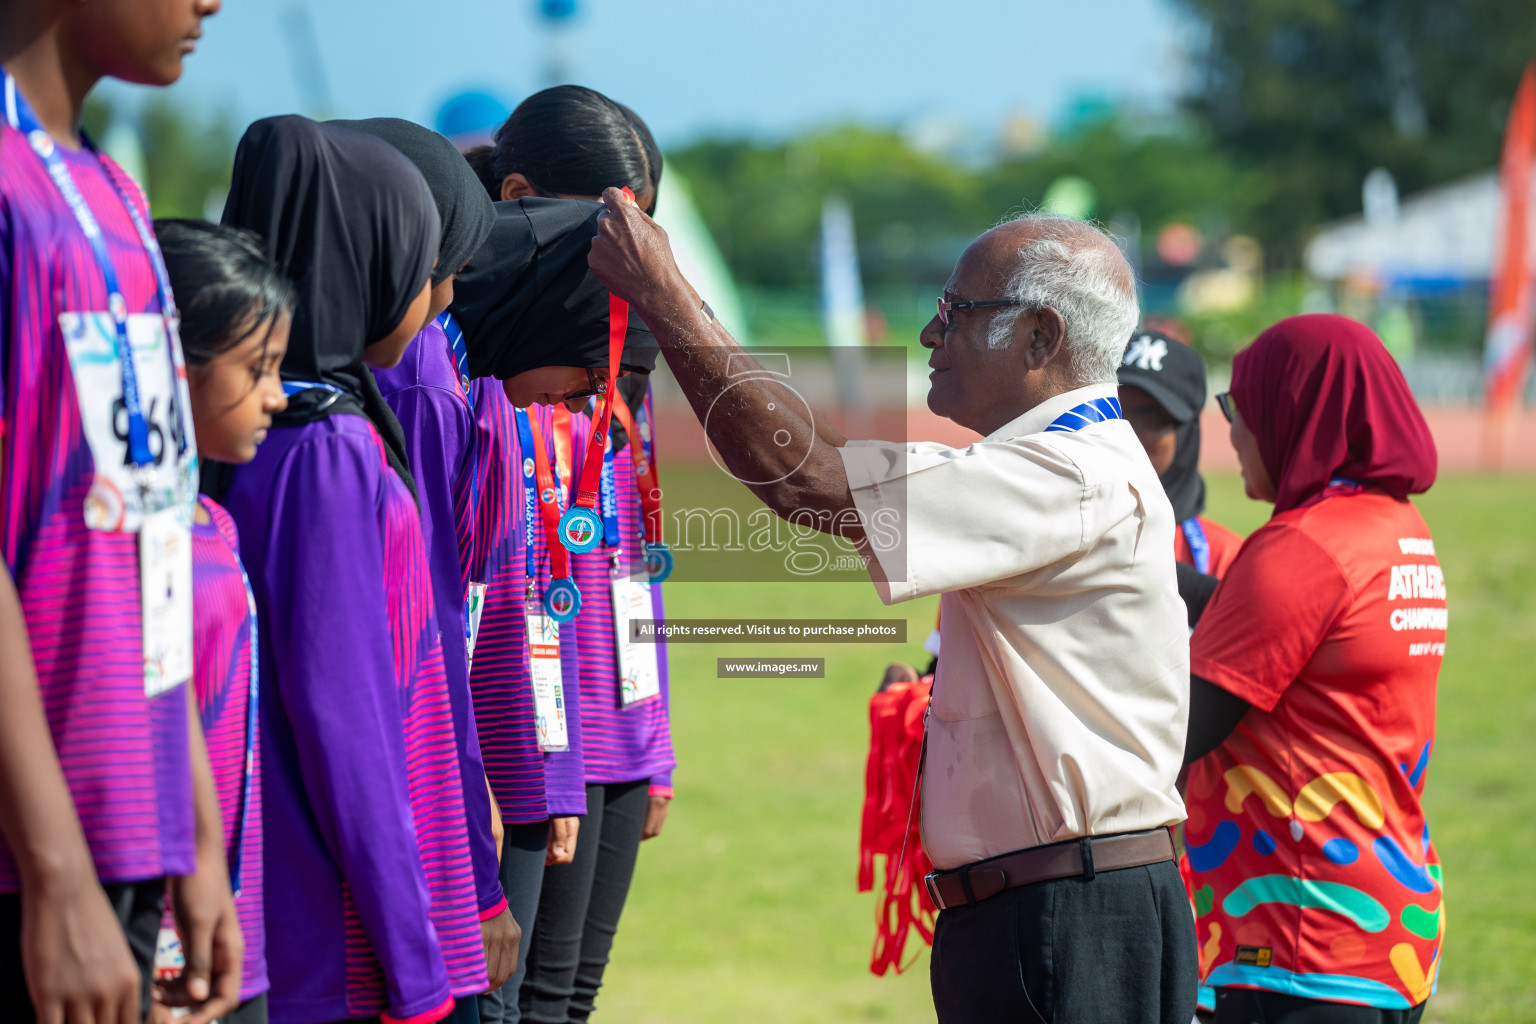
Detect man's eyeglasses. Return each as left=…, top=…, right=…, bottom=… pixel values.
left=936, top=296, right=1025, bottom=329
left=563, top=367, right=606, bottom=404
left=1215, top=392, right=1237, bottom=423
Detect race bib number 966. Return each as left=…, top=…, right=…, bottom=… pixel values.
left=59, top=312, right=196, bottom=532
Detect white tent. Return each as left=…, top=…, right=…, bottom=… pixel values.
left=1304, top=170, right=1536, bottom=283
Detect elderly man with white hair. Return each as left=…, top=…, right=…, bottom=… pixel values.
left=588, top=195, right=1196, bottom=1024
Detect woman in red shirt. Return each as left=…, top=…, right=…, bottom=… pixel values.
left=1184, top=315, right=1443, bottom=1024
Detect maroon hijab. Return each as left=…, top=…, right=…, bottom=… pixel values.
left=1231, top=314, right=1437, bottom=514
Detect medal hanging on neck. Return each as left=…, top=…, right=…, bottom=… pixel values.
left=611, top=389, right=672, bottom=582
left=558, top=188, right=636, bottom=554
left=516, top=408, right=582, bottom=623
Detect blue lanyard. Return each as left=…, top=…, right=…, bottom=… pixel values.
left=4, top=69, right=182, bottom=471
left=1180, top=517, right=1211, bottom=575
left=514, top=408, right=545, bottom=581
left=438, top=312, right=483, bottom=534
left=1044, top=395, right=1122, bottom=433
left=228, top=551, right=260, bottom=897
left=280, top=380, right=345, bottom=396
left=598, top=434, right=620, bottom=548
left=441, top=311, right=473, bottom=408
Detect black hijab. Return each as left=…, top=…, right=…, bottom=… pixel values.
left=326, top=117, right=495, bottom=285
left=449, top=198, right=659, bottom=380
left=1118, top=329, right=1207, bottom=522
left=220, top=115, right=440, bottom=498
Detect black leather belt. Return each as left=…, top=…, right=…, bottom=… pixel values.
left=924, top=827, right=1176, bottom=911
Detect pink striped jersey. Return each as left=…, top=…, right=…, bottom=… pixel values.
left=0, top=116, right=194, bottom=890
left=188, top=496, right=266, bottom=1000
left=569, top=425, right=675, bottom=793
left=220, top=414, right=485, bottom=1023
left=466, top=390, right=587, bottom=820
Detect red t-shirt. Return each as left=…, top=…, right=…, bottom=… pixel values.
left=1176, top=515, right=1244, bottom=578
left=1185, top=487, right=1445, bottom=1010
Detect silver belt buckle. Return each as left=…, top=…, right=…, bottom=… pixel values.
left=924, top=871, right=948, bottom=911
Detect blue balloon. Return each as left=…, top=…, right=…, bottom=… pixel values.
left=539, top=0, right=578, bottom=21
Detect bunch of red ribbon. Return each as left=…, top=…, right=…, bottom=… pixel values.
left=858, top=676, right=936, bottom=976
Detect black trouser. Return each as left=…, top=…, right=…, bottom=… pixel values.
left=480, top=819, right=555, bottom=1024
left=930, top=857, right=1196, bottom=1024
left=225, top=991, right=269, bottom=1023
left=520, top=780, right=649, bottom=1024
left=0, top=877, right=164, bottom=1023
left=1215, top=988, right=1427, bottom=1024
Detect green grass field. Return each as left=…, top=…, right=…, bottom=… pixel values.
left=597, top=474, right=1536, bottom=1023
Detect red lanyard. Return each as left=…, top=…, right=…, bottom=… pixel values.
left=610, top=392, right=663, bottom=545
left=558, top=188, right=635, bottom=554
left=570, top=293, right=627, bottom=512
left=525, top=410, right=571, bottom=582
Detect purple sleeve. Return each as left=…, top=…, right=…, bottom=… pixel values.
left=265, top=433, right=452, bottom=1019
left=544, top=635, right=588, bottom=817
left=384, top=382, right=506, bottom=917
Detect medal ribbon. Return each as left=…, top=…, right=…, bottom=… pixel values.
left=568, top=187, right=636, bottom=516
left=523, top=410, right=572, bottom=583
left=570, top=295, right=627, bottom=513
left=1179, top=518, right=1211, bottom=575
left=611, top=392, right=664, bottom=546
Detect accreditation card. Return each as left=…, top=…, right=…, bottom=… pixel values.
left=527, top=604, right=569, bottom=752
left=611, top=561, right=660, bottom=707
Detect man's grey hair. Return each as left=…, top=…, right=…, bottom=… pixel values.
left=986, top=213, right=1140, bottom=385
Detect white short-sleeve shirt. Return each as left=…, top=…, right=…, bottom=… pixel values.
left=840, top=383, right=1189, bottom=869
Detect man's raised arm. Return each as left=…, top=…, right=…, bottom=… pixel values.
left=587, top=188, right=863, bottom=540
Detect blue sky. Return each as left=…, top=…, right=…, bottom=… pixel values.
left=105, top=0, right=1191, bottom=145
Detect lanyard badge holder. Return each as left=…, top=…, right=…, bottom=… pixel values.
left=516, top=408, right=582, bottom=624
left=610, top=390, right=672, bottom=583
left=6, top=70, right=195, bottom=698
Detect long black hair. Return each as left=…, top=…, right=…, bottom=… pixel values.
left=481, top=85, right=663, bottom=212
left=154, top=218, right=295, bottom=367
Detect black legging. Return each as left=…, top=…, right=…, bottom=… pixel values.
left=520, top=779, right=649, bottom=1024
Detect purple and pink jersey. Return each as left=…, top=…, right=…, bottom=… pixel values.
left=569, top=430, right=675, bottom=794
left=0, top=116, right=194, bottom=890
left=375, top=322, right=506, bottom=920
left=185, top=496, right=266, bottom=1000
left=221, top=414, right=485, bottom=1024
left=466, top=390, right=587, bottom=821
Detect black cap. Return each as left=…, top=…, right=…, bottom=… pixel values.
left=1117, top=329, right=1207, bottom=424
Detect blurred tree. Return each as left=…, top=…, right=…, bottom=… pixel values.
left=137, top=96, right=237, bottom=218
left=79, top=93, right=237, bottom=219
left=672, top=127, right=987, bottom=289
left=1173, top=0, right=1536, bottom=264
left=671, top=118, right=1252, bottom=291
